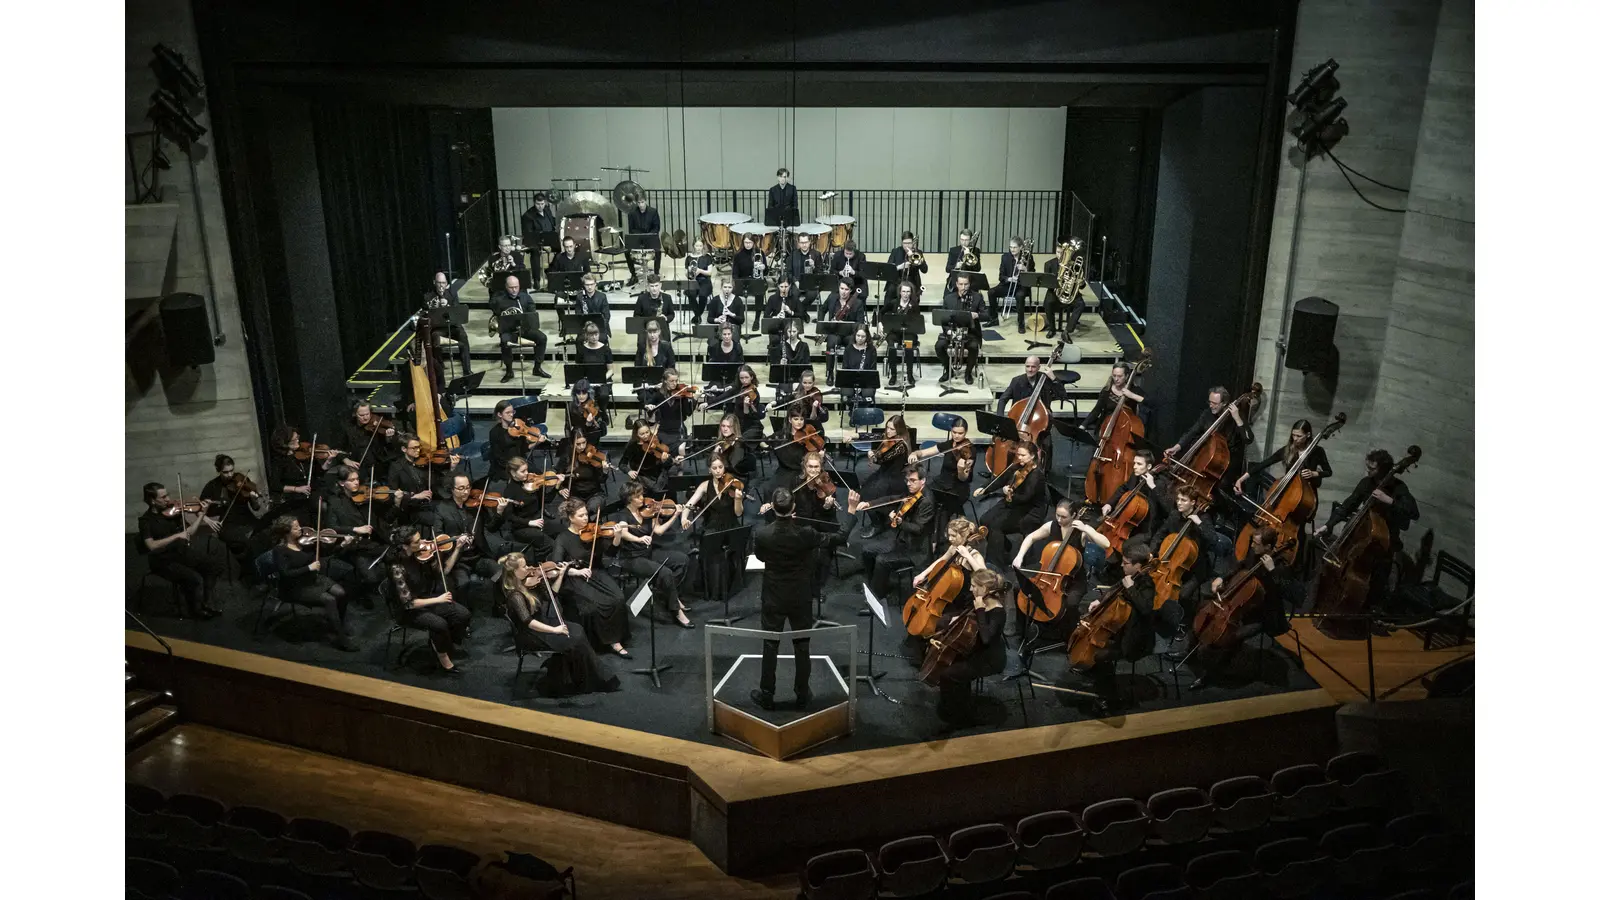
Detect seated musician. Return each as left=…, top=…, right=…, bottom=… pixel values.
left=200, top=453, right=270, bottom=563
left=685, top=240, right=715, bottom=324
left=975, top=440, right=1049, bottom=596
left=633, top=273, right=675, bottom=322
left=706, top=412, right=753, bottom=480
left=1012, top=499, right=1097, bottom=622
left=860, top=466, right=936, bottom=606
left=1087, top=448, right=1164, bottom=574
left=770, top=408, right=813, bottom=492
left=139, top=482, right=223, bottom=619
left=498, top=552, right=621, bottom=694
left=907, top=516, right=989, bottom=662
left=550, top=500, right=633, bottom=657
left=426, top=474, right=508, bottom=614
left=555, top=430, right=610, bottom=516
left=679, top=453, right=747, bottom=607
left=943, top=228, right=982, bottom=291
left=634, top=311, right=676, bottom=371
left=706, top=278, right=746, bottom=332
left=386, top=433, right=439, bottom=525
left=1313, top=448, right=1419, bottom=610
left=908, top=416, right=976, bottom=506
left=1042, top=239, right=1087, bottom=339
left=625, top=195, right=662, bottom=284
left=930, top=568, right=1010, bottom=731
left=829, top=240, right=866, bottom=293
left=1147, top=485, right=1222, bottom=637
left=640, top=367, right=696, bottom=452
left=787, top=232, right=823, bottom=320
left=820, top=276, right=865, bottom=386
left=498, top=456, right=560, bottom=559
left=1164, top=386, right=1248, bottom=495
left=1234, top=417, right=1331, bottom=498
left=571, top=274, right=612, bottom=339
left=270, top=515, right=359, bottom=651
left=610, top=482, right=693, bottom=628
left=620, top=420, right=683, bottom=498
left=268, top=423, right=348, bottom=508
left=1082, top=362, right=1145, bottom=437
left=1187, top=526, right=1288, bottom=690
left=769, top=317, right=811, bottom=368
left=877, top=281, right=921, bottom=390
left=994, top=356, right=1069, bottom=471
left=706, top=323, right=744, bottom=371
left=488, top=399, right=545, bottom=484
left=714, top=365, right=766, bottom=440
left=321, top=466, right=386, bottom=599
left=491, top=275, right=550, bottom=384
left=937, top=273, right=986, bottom=385
left=839, top=324, right=878, bottom=407
left=546, top=236, right=591, bottom=289
left=765, top=281, right=805, bottom=362
left=857, top=413, right=912, bottom=539
left=988, top=237, right=1033, bottom=333
left=731, top=233, right=765, bottom=280
left=386, top=525, right=472, bottom=675
left=422, top=271, right=471, bottom=374
left=792, top=368, right=828, bottom=430
left=567, top=379, right=606, bottom=447
left=489, top=235, right=527, bottom=279
left=574, top=322, right=615, bottom=411
left=343, top=402, right=398, bottom=481
left=1074, top=539, right=1158, bottom=716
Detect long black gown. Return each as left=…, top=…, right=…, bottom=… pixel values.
left=550, top=529, right=631, bottom=650
left=504, top=581, right=620, bottom=695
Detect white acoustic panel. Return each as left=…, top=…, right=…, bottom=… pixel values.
left=681, top=107, right=724, bottom=188
left=721, top=108, right=785, bottom=187
left=492, top=108, right=551, bottom=188
left=794, top=108, right=837, bottom=188
left=950, top=108, right=1011, bottom=190
left=547, top=108, right=608, bottom=184
left=605, top=107, right=671, bottom=192
left=835, top=108, right=892, bottom=188
left=1006, top=107, right=1066, bottom=190
left=890, top=108, right=952, bottom=189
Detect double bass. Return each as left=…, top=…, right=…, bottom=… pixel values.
left=1311, top=446, right=1423, bottom=638
left=1234, top=413, right=1346, bottom=565
left=1066, top=561, right=1156, bottom=672
left=1167, top=382, right=1262, bottom=504
left=1192, top=547, right=1285, bottom=650
left=1084, top=353, right=1154, bottom=504
left=902, top=526, right=988, bottom=638
left=986, top=338, right=1068, bottom=475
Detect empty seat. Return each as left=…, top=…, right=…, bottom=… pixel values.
left=157, top=793, right=227, bottom=850
left=350, top=829, right=419, bottom=890
left=1115, top=862, right=1192, bottom=899
left=1326, top=751, right=1406, bottom=813
left=1319, top=822, right=1394, bottom=887
left=179, top=869, right=251, bottom=900
left=1015, top=810, right=1085, bottom=873
left=1385, top=813, right=1456, bottom=875
left=876, top=834, right=946, bottom=898
left=218, top=805, right=287, bottom=863
left=127, top=856, right=182, bottom=900
left=800, top=848, right=876, bottom=900
left=946, top=823, right=1016, bottom=887
left=1269, top=765, right=1339, bottom=822
left=1210, top=776, right=1274, bottom=833
left=1253, top=837, right=1331, bottom=899
left=1145, top=787, right=1214, bottom=846
left=1045, top=876, right=1116, bottom=900
left=1082, top=798, right=1148, bottom=858
left=415, top=843, right=481, bottom=900
left=283, top=816, right=353, bottom=876
left=127, top=783, right=167, bottom=843
left=1183, top=849, right=1261, bottom=900
left=1447, top=880, right=1473, bottom=899
left=255, top=888, right=315, bottom=900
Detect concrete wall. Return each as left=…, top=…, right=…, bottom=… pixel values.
left=492, top=107, right=1066, bottom=190
left=127, top=0, right=261, bottom=528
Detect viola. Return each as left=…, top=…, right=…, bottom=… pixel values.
left=416, top=534, right=457, bottom=561
left=811, top=472, right=836, bottom=500
left=871, top=433, right=906, bottom=462
left=350, top=484, right=397, bottom=504
left=902, top=526, right=988, bottom=638
left=161, top=499, right=210, bottom=517
left=662, top=383, right=701, bottom=403
left=1168, top=381, right=1263, bottom=504
left=506, top=418, right=546, bottom=443
left=639, top=498, right=679, bottom=519
left=524, top=471, right=566, bottom=489
left=577, top=521, right=623, bottom=543
left=1235, top=413, right=1346, bottom=566
left=1012, top=461, right=1034, bottom=491
left=1066, top=562, right=1157, bottom=672
left=1193, top=549, right=1283, bottom=650
left=887, top=489, right=923, bottom=528
left=641, top=435, right=673, bottom=461
left=410, top=447, right=454, bottom=468
left=1084, top=353, right=1154, bottom=505
left=580, top=399, right=600, bottom=424
left=1311, top=445, right=1423, bottom=638
left=293, top=441, right=345, bottom=462
left=950, top=439, right=975, bottom=464
left=986, top=337, right=1068, bottom=475
left=716, top=473, right=744, bottom=494
left=917, top=608, right=982, bottom=686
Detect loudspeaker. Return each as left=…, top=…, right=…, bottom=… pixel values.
left=159, top=292, right=215, bottom=366
left=1285, top=296, right=1338, bottom=372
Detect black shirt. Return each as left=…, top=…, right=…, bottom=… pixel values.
left=764, top=290, right=803, bottom=321
left=822, top=289, right=864, bottom=324
left=943, top=289, right=986, bottom=335
left=421, top=285, right=461, bottom=311
left=753, top=518, right=846, bottom=611
left=638, top=388, right=696, bottom=437
left=770, top=337, right=811, bottom=367
left=626, top=206, right=661, bottom=236
left=492, top=289, right=538, bottom=333
left=1083, top=385, right=1142, bottom=435
left=886, top=247, right=929, bottom=290
left=706, top=293, right=745, bottom=328
left=1247, top=444, right=1332, bottom=482
left=841, top=343, right=876, bottom=372
left=930, top=440, right=976, bottom=497
left=995, top=373, right=1069, bottom=412
left=272, top=544, right=323, bottom=594
left=546, top=251, right=591, bottom=276
left=1327, top=475, right=1419, bottom=536
left=571, top=290, right=611, bottom=336
left=706, top=341, right=744, bottom=366
left=634, top=338, right=676, bottom=371
left=632, top=290, right=675, bottom=322
left=945, top=246, right=983, bottom=275
left=138, top=510, right=184, bottom=558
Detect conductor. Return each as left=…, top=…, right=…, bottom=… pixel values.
left=750, top=487, right=852, bottom=710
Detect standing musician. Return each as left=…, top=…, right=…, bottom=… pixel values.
left=488, top=399, right=546, bottom=483
left=499, top=456, right=559, bottom=559
left=1165, top=386, right=1250, bottom=497
left=519, top=193, right=559, bottom=291
left=858, top=414, right=913, bottom=539
left=944, top=228, right=982, bottom=291
left=570, top=274, right=612, bottom=339
left=546, top=236, right=592, bottom=290
left=567, top=379, right=607, bottom=446
left=422, top=272, right=471, bottom=373
left=270, top=516, right=359, bottom=651
left=750, top=487, right=852, bottom=711
left=732, top=232, right=767, bottom=280
left=1082, top=362, right=1145, bottom=436
left=550, top=499, right=633, bottom=657
left=974, top=440, right=1049, bottom=607
left=621, top=420, right=685, bottom=498
left=634, top=316, right=676, bottom=371
left=498, top=552, right=621, bottom=695
left=929, top=568, right=1011, bottom=731
left=200, top=454, right=271, bottom=562
left=344, top=402, right=400, bottom=480
left=829, top=241, right=867, bottom=294
left=909, top=416, right=977, bottom=506
left=556, top=430, right=611, bottom=515
left=640, top=367, right=697, bottom=451
left=766, top=167, right=799, bottom=227
left=938, top=273, right=986, bottom=385
left=839, top=324, right=878, bottom=407
left=633, top=274, right=676, bottom=326
left=1042, top=239, right=1087, bottom=340
left=994, top=356, right=1070, bottom=472
left=989, top=237, right=1034, bottom=334
left=821, top=276, right=865, bottom=386
left=1012, top=499, right=1095, bottom=622
left=139, top=482, right=223, bottom=619
left=680, top=453, right=747, bottom=608
left=386, top=525, right=473, bottom=675
left=1313, top=448, right=1420, bottom=609
left=625, top=194, right=662, bottom=284
left=1074, top=540, right=1158, bottom=716
left=1186, top=526, right=1288, bottom=690
left=887, top=231, right=929, bottom=296
left=765, top=281, right=805, bottom=363
left=706, top=323, right=744, bottom=370
left=787, top=232, right=823, bottom=320
left=1234, top=418, right=1331, bottom=498
left=610, top=482, right=693, bottom=628
left=706, top=278, right=746, bottom=331
left=427, top=474, right=508, bottom=614
left=860, top=466, right=937, bottom=605
left=491, top=275, right=551, bottom=384
left=876, top=281, right=921, bottom=390
left=685, top=239, right=715, bottom=324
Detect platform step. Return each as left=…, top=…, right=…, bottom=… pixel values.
left=126, top=688, right=165, bottom=719
left=127, top=704, right=179, bottom=750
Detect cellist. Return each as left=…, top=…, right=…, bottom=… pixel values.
left=1147, top=485, right=1221, bottom=637
left=1165, top=386, right=1250, bottom=506
left=1082, top=362, right=1144, bottom=436
left=1233, top=418, right=1331, bottom=499
left=1011, top=499, right=1096, bottom=620
left=1313, top=448, right=1420, bottom=609
left=907, top=516, right=989, bottom=663
left=1087, top=448, right=1165, bottom=577
left=1075, top=539, right=1158, bottom=717
left=1186, top=526, right=1289, bottom=690
left=928, top=568, right=1010, bottom=732
left=975, top=440, right=1049, bottom=612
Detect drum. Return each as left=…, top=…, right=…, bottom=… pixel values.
left=698, top=212, right=750, bottom=253
left=790, top=222, right=832, bottom=255
left=817, top=215, right=856, bottom=251
left=731, top=223, right=780, bottom=256
left=563, top=215, right=600, bottom=255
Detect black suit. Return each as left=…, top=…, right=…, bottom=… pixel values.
left=886, top=246, right=929, bottom=295
left=829, top=251, right=866, bottom=292
left=944, top=245, right=982, bottom=291
left=990, top=251, right=1033, bottom=332
left=685, top=254, right=715, bottom=320
left=420, top=285, right=471, bottom=373
left=625, top=206, right=662, bottom=277
left=492, top=289, right=546, bottom=374
left=995, top=372, right=1070, bottom=470
left=521, top=206, right=559, bottom=289
left=545, top=251, right=591, bottom=296
left=864, top=492, right=936, bottom=603
left=752, top=515, right=849, bottom=699
left=766, top=182, right=799, bottom=226
left=936, top=289, right=985, bottom=380
left=787, top=249, right=824, bottom=318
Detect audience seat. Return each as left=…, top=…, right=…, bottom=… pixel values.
left=800, top=848, right=876, bottom=900
left=1209, top=776, right=1274, bottom=833
left=1144, top=787, right=1213, bottom=846
left=876, top=834, right=947, bottom=898
left=1081, top=798, right=1148, bottom=858
left=1014, top=810, right=1086, bottom=875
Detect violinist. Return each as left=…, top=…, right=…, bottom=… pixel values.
left=344, top=402, right=399, bottom=480
left=621, top=420, right=684, bottom=498
left=860, top=466, right=936, bottom=606
left=550, top=499, right=633, bottom=657
left=943, top=228, right=982, bottom=292
left=750, top=487, right=854, bottom=711
left=680, top=453, right=746, bottom=607
left=937, top=273, right=985, bottom=385
left=765, top=282, right=806, bottom=363
left=768, top=408, right=814, bottom=491
left=773, top=368, right=827, bottom=429
left=1314, top=448, right=1419, bottom=609
left=685, top=239, right=714, bottom=324
left=322, top=466, right=386, bottom=596
left=706, top=323, right=744, bottom=368
left=426, top=474, right=507, bottom=613
left=821, top=277, right=865, bottom=386
left=877, top=281, right=920, bottom=390
left=1013, top=499, right=1097, bottom=620
left=887, top=231, right=928, bottom=296
left=640, top=367, right=697, bottom=451
left=706, top=278, right=745, bottom=331
left=386, top=525, right=472, bottom=675
left=489, top=399, right=545, bottom=483
left=385, top=433, right=437, bottom=522
left=422, top=271, right=471, bottom=374
left=909, top=416, right=976, bottom=505
left=1186, top=526, right=1287, bottom=690
left=610, top=482, right=693, bottom=628
left=995, top=355, right=1069, bottom=470
left=929, top=568, right=1010, bottom=731
left=557, top=431, right=610, bottom=515
left=976, top=440, right=1048, bottom=576
left=1165, top=386, right=1249, bottom=493
left=498, top=457, right=559, bottom=559
left=269, top=515, right=359, bottom=651
left=1082, top=362, right=1144, bottom=436
left=858, top=414, right=912, bottom=539
left=1234, top=418, right=1331, bottom=499
left=200, top=454, right=270, bottom=561
left=634, top=315, right=676, bottom=371
left=268, top=424, right=335, bottom=513
left=1076, top=540, right=1158, bottom=716
left=839, top=324, right=878, bottom=407
left=567, top=379, right=606, bottom=447
left=491, top=275, right=550, bottom=384
left=498, top=552, right=620, bottom=695
left=711, top=365, right=765, bottom=439
left=704, top=412, right=753, bottom=480
left=570, top=274, right=612, bottom=338
left=139, top=482, right=223, bottom=619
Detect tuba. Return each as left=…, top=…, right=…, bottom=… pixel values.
left=753, top=250, right=766, bottom=278
left=1057, top=238, right=1085, bottom=301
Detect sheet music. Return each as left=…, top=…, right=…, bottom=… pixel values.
left=862, top=585, right=887, bottom=626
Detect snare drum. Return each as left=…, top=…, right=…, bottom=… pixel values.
left=731, top=223, right=779, bottom=256
left=563, top=215, right=599, bottom=255
left=698, top=212, right=750, bottom=252
left=790, top=222, right=832, bottom=255
left=817, top=215, right=856, bottom=251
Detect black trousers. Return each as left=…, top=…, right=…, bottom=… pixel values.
left=884, top=335, right=917, bottom=383
left=1046, top=291, right=1086, bottom=333
left=618, top=548, right=689, bottom=613
left=935, top=332, right=981, bottom=377
left=759, top=599, right=816, bottom=697
left=626, top=250, right=663, bottom=277
left=980, top=502, right=1047, bottom=564
left=507, top=526, right=557, bottom=560
left=448, top=556, right=502, bottom=614
left=688, top=284, right=711, bottom=320
left=289, top=576, right=350, bottom=637
left=150, top=547, right=223, bottom=616
left=434, top=326, right=472, bottom=373
left=864, top=547, right=923, bottom=605
left=987, top=287, right=1032, bottom=331
left=500, top=328, right=547, bottom=372
left=403, top=600, right=472, bottom=654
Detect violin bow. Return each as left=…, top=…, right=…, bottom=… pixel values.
left=355, top=422, right=381, bottom=473
left=686, top=476, right=734, bottom=528
left=856, top=493, right=913, bottom=512
left=366, top=472, right=374, bottom=528
left=314, top=497, right=324, bottom=565
left=305, top=433, right=319, bottom=491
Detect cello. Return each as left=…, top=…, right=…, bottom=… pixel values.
left=1310, top=446, right=1423, bottom=638
left=902, top=526, right=988, bottom=638
left=1167, top=382, right=1262, bottom=505
left=1150, top=514, right=1201, bottom=612
left=1015, top=504, right=1088, bottom=626
left=1066, top=561, right=1157, bottom=672
left=1234, top=413, right=1346, bottom=565
left=917, top=609, right=981, bottom=685
left=985, top=338, right=1068, bottom=476
left=1192, top=546, right=1285, bottom=650
left=1084, top=353, right=1154, bottom=504
left=1097, top=462, right=1165, bottom=554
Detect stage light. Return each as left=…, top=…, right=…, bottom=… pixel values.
left=147, top=88, right=208, bottom=151
left=1288, top=97, right=1349, bottom=167
left=1288, top=59, right=1340, bottom=111
left=150, top=43, right=203, bottom=102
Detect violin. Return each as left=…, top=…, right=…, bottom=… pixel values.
left=871, top=432, right=906, bottom=463
left=524, top=471, right=566, bottom=489
left=221, top=472, right=261, bottom=497
left=1311, top=445, right=1423, bottom=638
left=716, top=473, right=744, bottom=495
left=1234, top=413, right=1346, bottom=566
left=1012, top=460, right=1034, bottom=491
left=415, top=534, right=457, bottom=561
left=902, top=526, right=988, bottom=638
left=466, top=489, right=519, bottom=509
left=350, top=484, right=397, bottom=504
left=918, top=608, right=982, bottom=686
left=359, top=414, right=394, bottom=435
left=580, top=399, right=600, bottom=424
left=794, top=424, right=825, bottom=453
left=577, top=521, right=623, bottom=543
left=950, top=439, right=975, bottom=464
left=639, top=498, right=679, bottom=519
left=810, top=472, right=836, bottom=500
left=297, top=527, right=341, bottom=547
left=1084, top=353, right=1154, bottom=505
left=1066, top=561, right=1157, bottom=672
left=889, top=489, right=922, bottom=527
left=742, top=385, right=761, bottom=409
left=641, top=434, right=674, bottom=461
left=662, top=383, right=701, bottom=403
left=577, top=444, right=608, bottom=469
left=506, top=418, right=546, bottom=443
left=293, top=441, right=345, bottom=462
left=1193, top=549, right=1284, bottom=650
left=410, top=447, right=454, bottom=468
left=161, top=499, right=210, bottom=517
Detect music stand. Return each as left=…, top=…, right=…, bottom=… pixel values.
left=930, top=309, right=980, bottom=397
left=427, top=305, right=471, bottom=379
left=857, top=261, right=896, bottom=305
left=734, top=277, right=767, bottom=299
left=700, top=361, right=741, bottom=389
left=768, top=364, right=812, bottom=389
left=620, top=365, right=663, bottom=388
left=488, top=268, right=530, bottom=296
left=949, top=272, right=990, bottom=293
left=855, top=586, right=896, bottom=701
left=627, top=560, right=671, bottom=687
left=624, top=315, right=670, bottom=337
left=562, top=363, right=609, bottom=389
left=546, top=271, right=586, bottom=299
left=835, top=368, right=880, bottom=407
left=703, top=524, right=752, bottom=626
left=1013, top=271, right=1054, bottom=347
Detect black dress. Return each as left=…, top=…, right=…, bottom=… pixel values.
left=935, top=604, right=1008, bottom=723
left=504, top=582, right=619, bottom=695
left=693, top=483, right=746, bottom=604
left=550, top=528, right=631, bottom=649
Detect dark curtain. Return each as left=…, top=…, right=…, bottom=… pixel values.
left=310, top=103, right=441, bottom=375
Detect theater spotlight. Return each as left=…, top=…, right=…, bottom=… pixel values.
left=1288, top=97, right=1349, bottom=167
left=1288, top=59, right=1340, bottom=111
left=147, top=88, right=208, bottom=151
left=150, top=43, right=203, bottom=101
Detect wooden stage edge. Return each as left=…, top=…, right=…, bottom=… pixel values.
left=127, top=631, right=1341, bottom=877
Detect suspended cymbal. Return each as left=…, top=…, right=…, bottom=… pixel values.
left=558, top=190, right=614, bottom=223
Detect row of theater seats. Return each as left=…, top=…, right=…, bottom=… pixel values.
left=799, top=751, right=1472, bottom=900
left=125, top=783, right=574, bottom=899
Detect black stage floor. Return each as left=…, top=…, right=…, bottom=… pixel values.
left=128, top=525, right=1320, bottom=757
